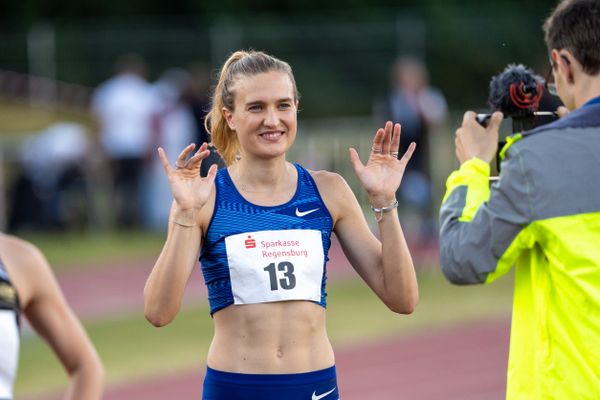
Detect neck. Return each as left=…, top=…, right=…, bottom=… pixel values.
left=573, top=74, right=600, bottom=109
left=231, top=156, right=293, bottom=192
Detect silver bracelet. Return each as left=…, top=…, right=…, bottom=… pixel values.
left=370, top=199, right=399, bottom=222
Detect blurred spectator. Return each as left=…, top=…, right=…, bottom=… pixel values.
left=374, top=56, right=448, bottom=242
left=91, top=53, right=156, bottom=229
left=8, top=122, right=90, bottom=231
left=144, top=68, right=197, bottom=230
left=185, top=62, right=225, bottom=176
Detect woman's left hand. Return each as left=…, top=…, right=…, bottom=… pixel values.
left=349, top=121, right=416, bottom=206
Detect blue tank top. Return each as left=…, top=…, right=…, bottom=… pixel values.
left=200, top=164, right=333, bottom=315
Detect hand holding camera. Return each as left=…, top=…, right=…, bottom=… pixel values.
left=456, top=64, right=561, bottom=174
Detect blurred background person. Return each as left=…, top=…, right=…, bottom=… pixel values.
left=374, top=56, right=448, bottom=244
left=185, top=62, right=226, bottom=176
left=91, top=53, right=156, bottom=229
left=0, top=232, right=104, bottom=399
left=145, top=68, right=197, bottom=230
left=8, top=122, right=91, bottom=232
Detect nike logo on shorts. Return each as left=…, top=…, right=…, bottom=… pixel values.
left=296, top=207, right=319, bottom=217
left=312, top=387, right=336, bottom=400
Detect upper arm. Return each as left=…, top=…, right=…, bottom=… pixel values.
left=313, top=171, right=383, bottom=287
left=439, top=152, right=533, bottom=284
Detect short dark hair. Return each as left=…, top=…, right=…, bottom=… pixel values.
left=544, top=0, right=600, bottom=75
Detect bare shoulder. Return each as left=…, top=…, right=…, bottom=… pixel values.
left=0, top=233, right=52, bottom=305
left=0, top=233, right=46, bottom=269
left=308, top=169, right=352, bottom=196
left=307, top=169, right=356, bottom=221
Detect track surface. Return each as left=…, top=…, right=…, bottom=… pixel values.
left=97, top=318, right=509, bottom=400
left=25, top=240, right=510, bottom=399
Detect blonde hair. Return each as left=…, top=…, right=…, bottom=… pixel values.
left=204, top=50, right=299, bottom=165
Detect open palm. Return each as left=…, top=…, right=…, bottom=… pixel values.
left=158, top=143, right=218, bottom=211
left=349, top=122, right=416, bottom=203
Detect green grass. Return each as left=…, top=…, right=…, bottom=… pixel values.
left=15, top=269, right=513, bottom=397
left=16, top=230, right=165, bottom=271
left=17, top=306, right=212, bottom=396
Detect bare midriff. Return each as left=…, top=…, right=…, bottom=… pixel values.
left=207, top=301, right=334, bottom=374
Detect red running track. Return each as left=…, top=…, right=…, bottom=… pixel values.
left=94, top=318, right=509, bottom=400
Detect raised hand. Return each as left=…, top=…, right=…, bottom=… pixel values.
left=349, top=121, right=416, bottom=206
left=158, top=143, right=218, bottom=211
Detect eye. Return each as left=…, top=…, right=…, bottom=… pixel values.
left=248, top=104, right=262, bottom=112
left=279, top=102, right=292, bottom=110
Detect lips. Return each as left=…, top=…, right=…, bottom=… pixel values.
left=259, top=131, right=284, bottom=141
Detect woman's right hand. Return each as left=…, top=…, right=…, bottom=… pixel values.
left=158, top=143, right=218, bottom=212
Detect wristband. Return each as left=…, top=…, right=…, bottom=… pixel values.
left=370, top=199, right=399, bottom=222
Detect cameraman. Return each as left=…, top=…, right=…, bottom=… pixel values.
left=439, top=0, right=600, bottom=398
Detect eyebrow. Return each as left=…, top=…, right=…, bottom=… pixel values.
left=245, top=97, right=294, bottom=107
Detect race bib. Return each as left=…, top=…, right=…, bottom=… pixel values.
left=225, top=229, right=324, bottom=305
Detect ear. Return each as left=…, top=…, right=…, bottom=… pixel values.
left=555, top=49, right=575, bottom=84
left=222, top=107, right=235, bottom=130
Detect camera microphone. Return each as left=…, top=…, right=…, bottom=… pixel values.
left=477, top=64, right=557, bottom=130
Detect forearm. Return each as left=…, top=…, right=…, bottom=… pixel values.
left=376, top=208, right=418, bottom=314
left=439, top=154, right=530, bottom=284
left=63, top=354, right=104, bottom=400
left=144, top=208, right=201, bottom=326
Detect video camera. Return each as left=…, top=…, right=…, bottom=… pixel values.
left=476, top=64, right=560, bottom=175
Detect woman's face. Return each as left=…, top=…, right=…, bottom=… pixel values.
left=223, top=71, right=298, bottom=161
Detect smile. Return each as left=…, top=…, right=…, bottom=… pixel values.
left=259, top=131, right=284, bottom=140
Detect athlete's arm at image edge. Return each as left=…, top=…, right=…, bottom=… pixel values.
left=20, top=240, right=104, bottom=399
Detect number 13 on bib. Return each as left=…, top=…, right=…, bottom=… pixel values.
left=225, top=229, right=325, bottom=305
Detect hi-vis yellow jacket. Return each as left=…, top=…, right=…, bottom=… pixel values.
left=439, top=102, right=600, bottom=399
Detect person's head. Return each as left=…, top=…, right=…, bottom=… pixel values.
left=544, top=0, right=600, bottom=108
left=391, top=56, right=428, bottom=94
left=114, top=53, right=147, bottom=78
left=205, top=50, right=300, bottom=165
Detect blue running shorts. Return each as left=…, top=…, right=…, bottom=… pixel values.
left=202, top=365, right=339, bottom=400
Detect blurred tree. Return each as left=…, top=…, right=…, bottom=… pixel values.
left=0, top=0, right=562, bottom=27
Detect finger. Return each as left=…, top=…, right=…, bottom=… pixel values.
left=187, top=149, right=211, bottom=167
left=390, top=123, right=401, bottom=157
left=381, top=121, right=394, bottom=154
left=157, top=147, right=173, bottom=174
left=205, top=163, right=218, bottom=183
left=176, top=143, right=197, bottom=167
left=371, top=127, right=385, bottom=154
left=556, top=106, right=569, bottom=118
left=462, top=110, right=477, bottom=127
left=399, top=142, right=417, bottom=164
left=488, top=111, right=504, bottom=131
left=348, top=147, right=365, bottom=173
left=197, top=142, right=209, bottom=154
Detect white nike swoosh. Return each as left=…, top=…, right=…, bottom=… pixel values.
left=295, top=207, right=319, bottom=217
left=312, top=387, right=336, bottom=400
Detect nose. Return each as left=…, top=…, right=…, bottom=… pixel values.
left=264, top=106, right=279, bottom=127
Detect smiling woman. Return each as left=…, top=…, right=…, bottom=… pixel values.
left=143, top=50, right=419, bottom=400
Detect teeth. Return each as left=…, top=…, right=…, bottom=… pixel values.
left=261, top=132, right=282, bottom=139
